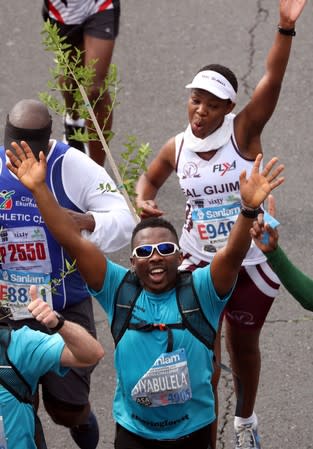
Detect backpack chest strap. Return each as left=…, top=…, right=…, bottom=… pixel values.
left=128, top=322, right=183, bottom=352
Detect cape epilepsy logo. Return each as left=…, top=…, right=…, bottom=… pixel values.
left=0, top=190, right=15, bottom=210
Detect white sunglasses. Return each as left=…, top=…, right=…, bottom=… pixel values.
left=132, top=242, right=180, bottom=259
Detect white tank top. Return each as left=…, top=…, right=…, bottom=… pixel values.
left=175, top=117, right=266, bottom=266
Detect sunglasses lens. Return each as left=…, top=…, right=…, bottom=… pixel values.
left=157, top=243, right=176, bottom=255
left=135, top=245, right=153, bottom=258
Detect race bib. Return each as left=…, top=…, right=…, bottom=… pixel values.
left=0, top=226, right=52, bottom=273
left=192, top=202, right=241, bottom=252
left=0, top=226, right=53, bottom=320
left=131, top=348, right=192, bottom=407
left=0, top=269, right=52, bottom=320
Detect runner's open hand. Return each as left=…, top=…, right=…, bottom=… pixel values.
left=239, top=154, right=284, bottom=209
left=6, top=141, right=46, bottom=192
left=279, top=0, right=307, bottom=28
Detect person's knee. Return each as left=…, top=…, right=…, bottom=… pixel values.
left=225, top=321, right=261, bottom=355
left=43, top=394, right=91, bottom=427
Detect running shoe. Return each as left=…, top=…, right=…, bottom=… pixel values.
left=235, top=423, right=261, bottom=449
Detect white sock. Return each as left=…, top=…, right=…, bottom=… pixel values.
left=65, top=113, right=85, bottom=128
left=234, top=411, right=258, bottom=429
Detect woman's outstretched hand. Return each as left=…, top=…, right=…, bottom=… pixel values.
left=239, top=154, right=284, bottom=209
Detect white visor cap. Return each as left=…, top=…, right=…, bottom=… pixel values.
left=185, top=70, right=237, bottom=103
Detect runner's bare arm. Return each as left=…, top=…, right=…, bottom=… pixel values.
left=235, top=0, right=307, bottom=156
left=136, top=138, right=176, bottom=218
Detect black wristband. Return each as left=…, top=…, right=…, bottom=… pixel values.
left=278, top=25, right=296, bottom=36
left=240, top=205, right=262, bottom=219
left=49, top=312, right=65, bottom=333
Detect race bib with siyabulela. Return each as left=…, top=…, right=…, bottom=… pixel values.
left=131, top=348, right=192, bottom=407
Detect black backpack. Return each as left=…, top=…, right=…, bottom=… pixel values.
left=0, top=326, right=47, bottom=449
left=111, top=270, right=217, bottom=352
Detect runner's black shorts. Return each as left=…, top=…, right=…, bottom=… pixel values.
left=42, top=3, right=120, bottom=47
left=114, top=423, right=212, bottom=449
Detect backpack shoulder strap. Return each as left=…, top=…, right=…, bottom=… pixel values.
left=0, top=327, right=33, bottom=403
left=111, top=271, right=142, bottom=346
left=176, top=271, right=216, bottom=350
left=110, top=270, right=217, bottom=351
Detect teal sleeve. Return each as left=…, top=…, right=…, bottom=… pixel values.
left=266, top=245, right=313, bottom=311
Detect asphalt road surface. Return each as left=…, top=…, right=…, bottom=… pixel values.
left=1, top=1, right=313, bottom=448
